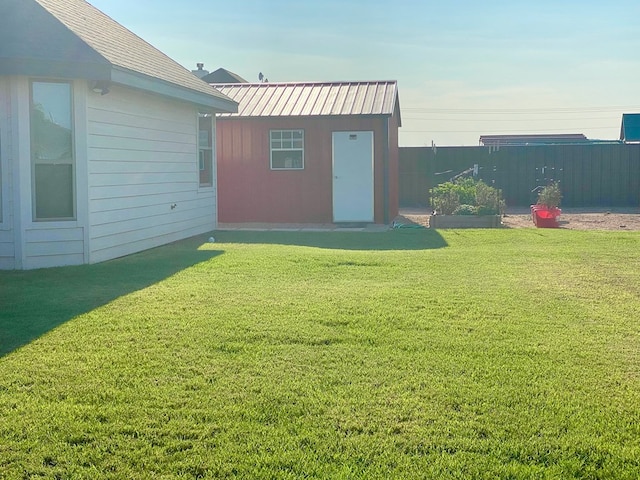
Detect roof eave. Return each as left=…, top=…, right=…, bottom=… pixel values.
left=0, top=58, right=111, bottom=80
left=111, top=67, right=238, bottom=113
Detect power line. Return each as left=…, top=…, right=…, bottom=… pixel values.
left=403, top=106, right=640, bottom=115
left=402, top=126, right=617, bottom=133
left=403, top=116, right=621, bottom=122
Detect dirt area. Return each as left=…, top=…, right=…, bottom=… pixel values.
left=398, top=207, right=640, bottom=231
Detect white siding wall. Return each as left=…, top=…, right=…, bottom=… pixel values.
left=0, top=78, right=15, bottom=269
left=87, top=85, right=216, bottom=264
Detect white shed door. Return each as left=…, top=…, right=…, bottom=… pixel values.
left=332, top=131, right=374, bottom=222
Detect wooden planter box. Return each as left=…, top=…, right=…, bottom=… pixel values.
left=429, top=215, right=502, bottom=229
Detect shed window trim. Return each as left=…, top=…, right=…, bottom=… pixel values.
left=270, top=129, right=304, bottom=170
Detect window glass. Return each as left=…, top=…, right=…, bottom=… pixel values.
left=31, top=81, right=74, bottom=220
left=199, top=129, right=210, bottom=149
left=199, top=115, right=213, bottom=187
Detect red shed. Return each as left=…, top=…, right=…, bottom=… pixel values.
left=213, top=81, right=401, bottom=224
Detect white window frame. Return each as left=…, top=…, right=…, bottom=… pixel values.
left=198, top=114, right=213, bottom=187
left=270, top=129, right=304, bottom=170
left=30, top=80, right=76, bottom=221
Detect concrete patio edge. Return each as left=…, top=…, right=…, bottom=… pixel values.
left=216, top=222, right=390, bottom=232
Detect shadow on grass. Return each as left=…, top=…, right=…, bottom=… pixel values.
left=212, top=229, right=448, bottom=251
left=0, top=235, right=222, bottom=357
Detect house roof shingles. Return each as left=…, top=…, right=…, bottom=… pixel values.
left=0, top=0, right=236, bottom=112
left=212, top=81, right=401, bottom=125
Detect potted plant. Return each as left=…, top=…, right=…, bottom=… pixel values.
left=531, top=182, right=562, bottom=228
left=429, top=178, right=505, bottom=228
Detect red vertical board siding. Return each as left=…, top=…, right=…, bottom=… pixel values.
left=217, top=116, right=399, bottom=224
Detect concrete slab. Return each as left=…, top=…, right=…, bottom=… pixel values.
left=216, top=222, right=390, bottom=232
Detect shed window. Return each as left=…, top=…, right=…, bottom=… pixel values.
left=199, top=114, right=213, bottom=187
left=30, top=81, right=75, bottom=221
left=270, top=130, right=304, bottom=170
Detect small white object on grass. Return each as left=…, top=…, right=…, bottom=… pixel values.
left=208, top=237, right=215, bottom=243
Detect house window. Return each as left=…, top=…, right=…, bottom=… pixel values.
left=199, top=114, right=213, bottom=187
left=30, top=81, right=75, bottom=220
left=270, top=130, right=304, bottom=169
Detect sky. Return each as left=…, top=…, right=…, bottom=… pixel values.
left=90, top=0, right=640, bottom=146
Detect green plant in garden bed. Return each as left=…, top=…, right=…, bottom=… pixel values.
left=431, top=177, right=505, bottom=215
left=536, top=181, right=562, bottom=208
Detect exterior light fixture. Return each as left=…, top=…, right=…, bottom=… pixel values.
left=89, top=80, right=110, bottom=95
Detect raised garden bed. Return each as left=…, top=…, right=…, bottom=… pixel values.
left=429, top=178, right=505, bottom=229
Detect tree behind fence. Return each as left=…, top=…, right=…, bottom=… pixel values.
left=399, top=144, right=640, bottom=208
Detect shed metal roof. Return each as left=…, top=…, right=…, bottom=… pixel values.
left=0, top=0, right=237, bottom=112
left=620, top=114, right=640, bottom=142
left=212, top=81, right=401, bottom=125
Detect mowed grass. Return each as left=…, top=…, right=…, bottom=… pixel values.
left=1, top=229, right=639, bottom=479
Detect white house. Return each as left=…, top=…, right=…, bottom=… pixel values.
left=0, top=0, right=237, bottom=269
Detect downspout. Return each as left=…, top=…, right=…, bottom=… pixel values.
left=382, top=116, right=390, bottom=224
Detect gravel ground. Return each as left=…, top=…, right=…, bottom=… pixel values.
left=398, top=207, right=640, bottom=231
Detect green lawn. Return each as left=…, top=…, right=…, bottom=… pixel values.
left=1, top=229, right=639, bottom=479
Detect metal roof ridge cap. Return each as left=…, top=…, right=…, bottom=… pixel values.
left=209, top=80, right=398, bottom=87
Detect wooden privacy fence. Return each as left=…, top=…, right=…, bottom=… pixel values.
left=399, top=144, right=640, bottom=208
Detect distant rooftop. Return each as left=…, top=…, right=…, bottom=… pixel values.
left=202, top=68, right=247, bottom=84
left=191, top=63, right=210, bottom=78
left=479, top=134, right=589, bottom=147
left=211, top=81, right=400, bottom=125
left=620, top=114, right=640, bottom=143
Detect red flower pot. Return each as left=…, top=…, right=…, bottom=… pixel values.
left=531, top=205, right=561, bottom=228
